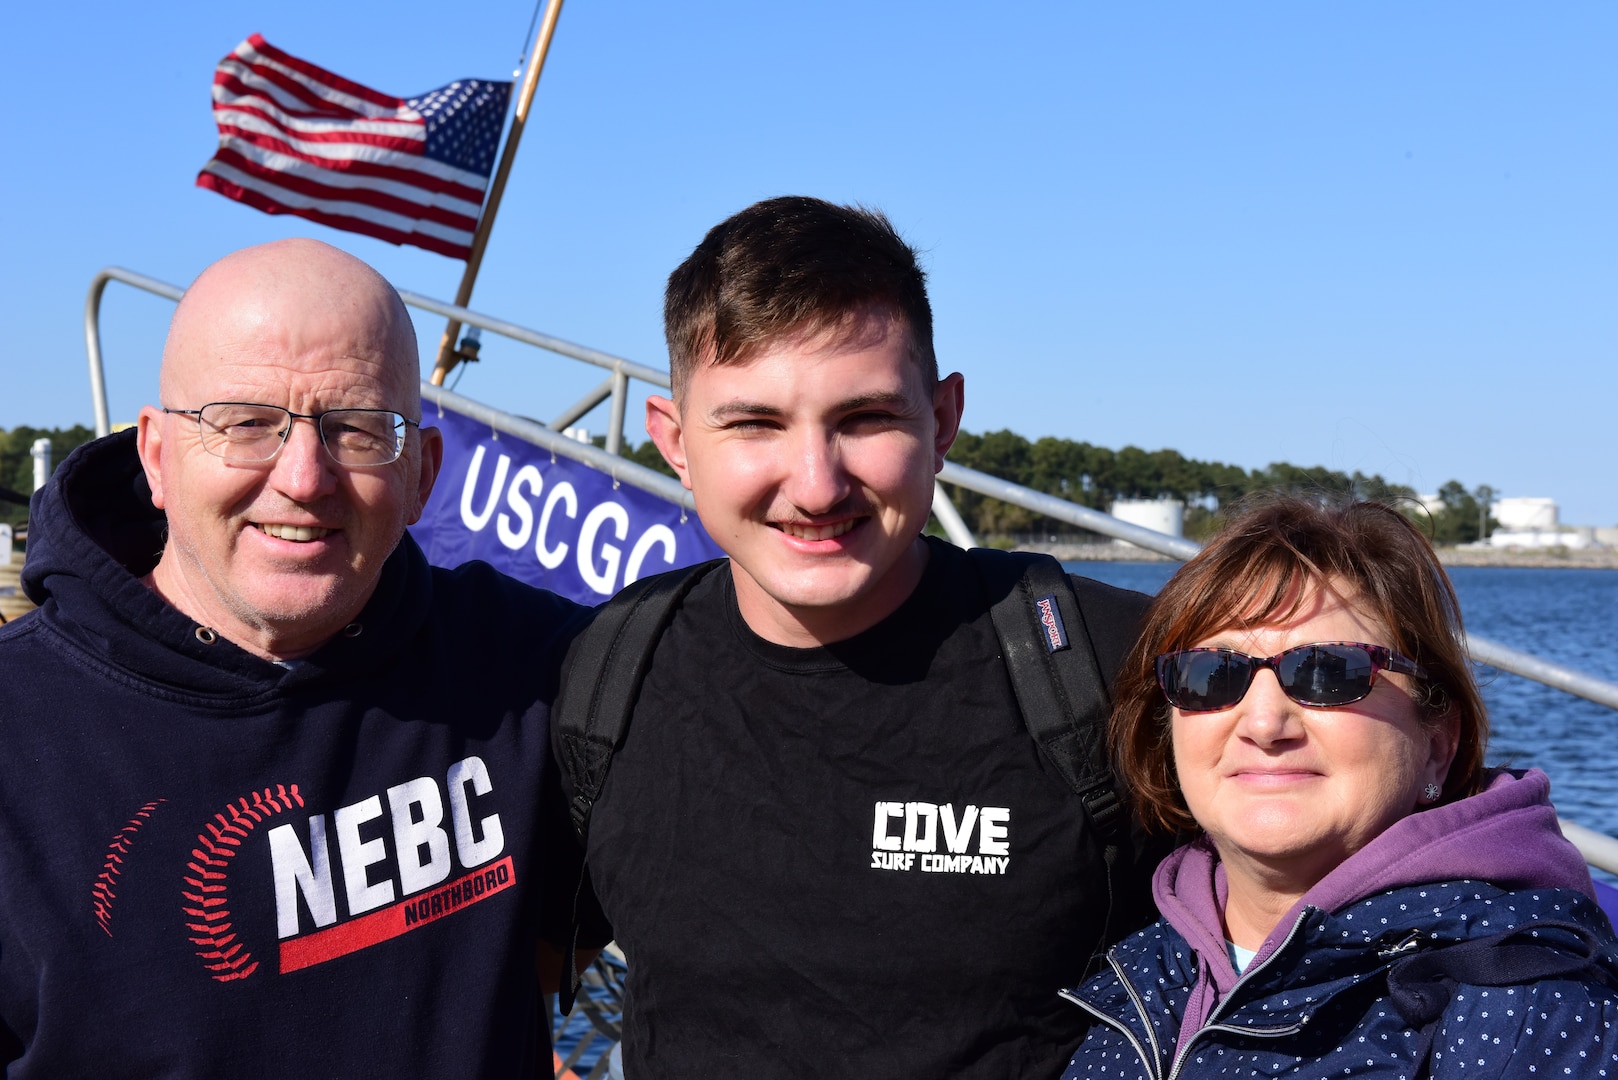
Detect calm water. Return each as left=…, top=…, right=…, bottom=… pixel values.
left=1071, top=562, right=1618, bottom=872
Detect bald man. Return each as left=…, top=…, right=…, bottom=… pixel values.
left=0, top=240, right=587, bottom=1077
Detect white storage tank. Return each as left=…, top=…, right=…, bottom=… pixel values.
left=1110, top=499, right=1185, bottom=539
left=1492, top=497, right=1558, bottom=531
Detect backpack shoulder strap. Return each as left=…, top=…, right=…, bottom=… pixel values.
left=967, top=547, right=1126, bottom=846
left=554, top=557, right=726, bottom=841
left=552, top=557, right=723, bottom=1012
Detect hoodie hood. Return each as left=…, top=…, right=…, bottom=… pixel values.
left=18, top=430, right=433, bottom=705
left=1152, top=768, right=1595, bottom=1003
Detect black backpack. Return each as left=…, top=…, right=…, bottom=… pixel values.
left=553, top=548, right=1130, bottom=1009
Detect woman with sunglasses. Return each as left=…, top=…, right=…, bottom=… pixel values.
left=1059, top=497, right=1618, bottom=1079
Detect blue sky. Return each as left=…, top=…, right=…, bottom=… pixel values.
left=5, top=2, right=1614, bottom=522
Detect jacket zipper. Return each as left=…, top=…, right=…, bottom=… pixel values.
left=1059, top=948, right=1166, bottom=1080
left=1164, top=909, right=1314, bottom=1080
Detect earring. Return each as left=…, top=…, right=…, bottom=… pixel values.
left=1421, top=783, right=1442, bottom=803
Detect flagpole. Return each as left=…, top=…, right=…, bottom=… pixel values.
left=430, top=0, right=566, bottom=386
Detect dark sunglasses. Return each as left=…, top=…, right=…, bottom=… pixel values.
left=1156, top=641, right=1428, bottom=713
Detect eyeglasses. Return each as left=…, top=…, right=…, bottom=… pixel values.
left=163, top=402, right=418, bottom=467
left=1156, top=641, right=1428, bottom=713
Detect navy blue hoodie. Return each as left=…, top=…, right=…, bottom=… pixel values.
left=0, top=431, right=587, bottom=1078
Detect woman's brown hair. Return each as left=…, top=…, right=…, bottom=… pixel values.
left=1114, top=496, right=1489, bottom=833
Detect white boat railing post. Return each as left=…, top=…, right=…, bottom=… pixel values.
left=84, top=274, right=114, bottom=439
left=931, top=483, right=977, bottom=549
left=550, top=376, right=617, bottom=432
left=605, top=370, right=630, bottom=457
left=83, top=267, right=186, bottom=438
left=937, top=461, right=1204, bottom=559
left=1464, top=636, right=1618, bottom=712
left=1560, top=819, right=1618, bottom=877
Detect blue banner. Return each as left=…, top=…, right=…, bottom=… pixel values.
left=410, top=405, right=725, bottom=606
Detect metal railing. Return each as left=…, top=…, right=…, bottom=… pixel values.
left=84, top=269, right=186, bottom=436
left=1561, top=820, right=1618, bottom=877
left=422, top=383, right=695, bottom=513
left=399, top=290, right=664, bottom=456
left=84, top=267, right=662, bottom=456
left=930, top=461, right=1618, bottom=717
left=84, top=267, right=1618, bottom=873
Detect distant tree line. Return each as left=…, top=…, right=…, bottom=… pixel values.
left=1427, top=480, right=1499, bottom=546
left=942, top=429, right=1497, bottom=545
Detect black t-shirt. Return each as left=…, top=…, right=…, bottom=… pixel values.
left=582, top=538, right=1157, bottom=1079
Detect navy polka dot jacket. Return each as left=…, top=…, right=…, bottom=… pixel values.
left=1061, top=881, right=1618, bottom=1078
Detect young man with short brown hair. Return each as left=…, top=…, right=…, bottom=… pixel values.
left=570, top=196, right=1160, bottom=1078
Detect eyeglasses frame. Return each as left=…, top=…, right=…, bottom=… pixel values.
left=162, top=402, right=421, bottom=468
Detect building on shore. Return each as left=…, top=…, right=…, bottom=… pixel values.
left=1109, top=499, right=1185, bottom=550
left=1483, top=501, right=1618, bottom=551
left=1406, top=493, right=1613, bottom=551
left=1488, top=527, right=1599, bottom=551
left=1492, top=497, right=1559, bottom=531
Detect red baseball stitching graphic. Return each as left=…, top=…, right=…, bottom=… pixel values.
left=92, top=799, right=168, bottom=937
left=182, top=784, right=304, bottom=983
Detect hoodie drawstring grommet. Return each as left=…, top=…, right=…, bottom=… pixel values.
left=194, top=627, right=217, bottom=645
left=342, top=622, right=363, bottom=638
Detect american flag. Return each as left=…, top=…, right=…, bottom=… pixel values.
left=196, top=35, right=512, bottom=260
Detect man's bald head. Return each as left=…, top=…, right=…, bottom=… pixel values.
left=137, top=238, right=441, bottom=662
left=162, top=238, right=420, bottom=416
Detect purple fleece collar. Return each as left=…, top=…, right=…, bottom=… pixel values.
left=1151, top=768, right=1594, bottom=1034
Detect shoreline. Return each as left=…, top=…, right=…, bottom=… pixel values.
left=1018, top=541, right=1618, bottom=570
